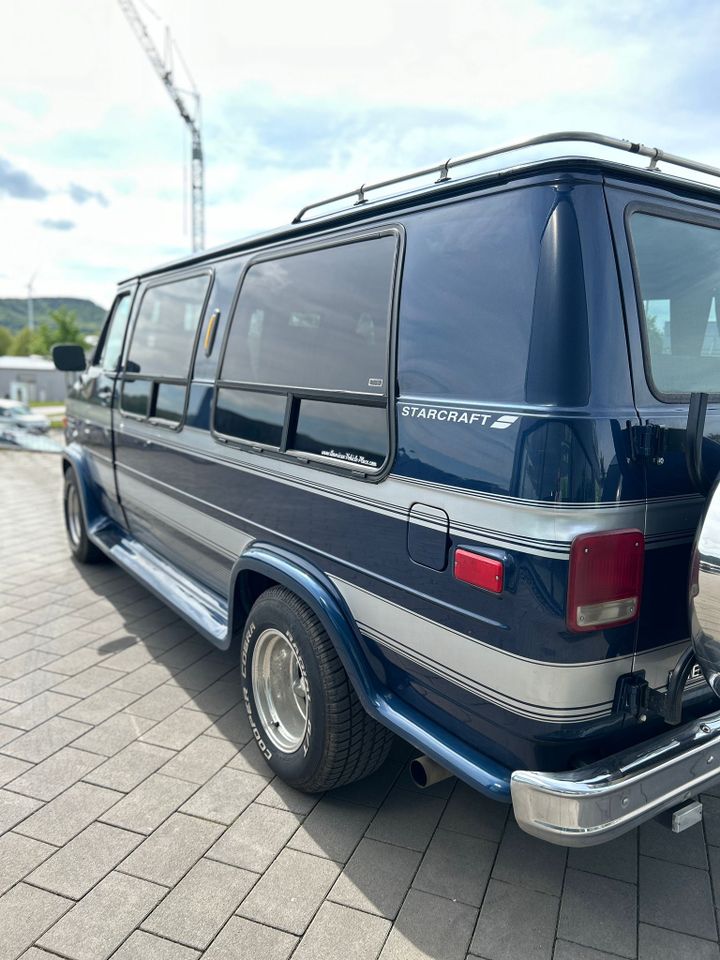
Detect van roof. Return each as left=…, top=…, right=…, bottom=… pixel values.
left=123, top=131, right=720, bottom=285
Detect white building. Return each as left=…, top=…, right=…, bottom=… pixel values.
left=0, top=356, right=69, bottom=403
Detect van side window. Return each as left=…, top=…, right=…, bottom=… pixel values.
left=121, top=274, right=210, bottom=426
left=215, top=234, right=397, bottom=472
left=95, top=293, right=132, bottom=371
left=630, top=212, right=720, bottom=397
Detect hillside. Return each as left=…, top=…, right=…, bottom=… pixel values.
left=0, top=298, right=107, bottom=335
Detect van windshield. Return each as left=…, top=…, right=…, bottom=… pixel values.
left=631, top=212, right=720, bottom=397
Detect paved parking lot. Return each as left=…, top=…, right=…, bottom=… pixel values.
left=1, top=450, right=720, bottom=960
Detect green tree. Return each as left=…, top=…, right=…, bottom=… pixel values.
left=8, top=307, right=86, bottom=357
left=0, top=326, right=12, bottom=356
left=9, top=327, right=36, bottom=356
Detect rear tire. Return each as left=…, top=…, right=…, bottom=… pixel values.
left=242, top=585, right=394, bottom=792
left=63, top=470, right=103, bottom=564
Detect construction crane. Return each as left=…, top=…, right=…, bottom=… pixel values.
left=118, top=0, right=205, bottom=252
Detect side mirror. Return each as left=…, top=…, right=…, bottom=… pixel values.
left=52, top=343, right=86, bottom=372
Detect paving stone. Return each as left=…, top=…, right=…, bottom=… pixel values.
left=639, top=817, right=708, bottom=868
left=38, top=629, right=106, bottom=657
left=6, top=746, right=103, bottom=801
left=567, top=831, right=638, bottom=884
left=331, top=757, right=402, bottom=807
left=492, top=820, right=567, bottom=896
left=553, top=942, right=632, bottom=960
left=329, top=837, right=421, bottom=920
left=1, top=716, right=92, bottom=763
left=202, top=916, right=297, bottom=960
left=0, top=669, right=65, bottom=703
left=702, top=795, right=720, bottom=846
left=84, top=742, right=175, bottom=792
left=120, top=812, right=224, bottom=886
left=0, top=723, right=22, bottom=748
left=0, top=788, right=43, bottom=834
left=207, top=802, right=301, bottom=872
left=180, top=767, right=266, bottom=825
left=155, top=640, right=208, bottom=671
left=438, top=782, right=509, bottom=843
left=15, top=782, right=123, bottom=846
left=111, top=930, right=201, bottom=959
left=0, top=650, right=58, bottom=679
left=639, top=855, right=717, bottom=940
left=38, top=871, right=167, bottom=960
left=238, top=848, right=341, bottom=935
left=0, top=832, right=55, bottom=896
left=470, top=878, right=559, bottom=960
left=171, top=656, right=235, bottom=693
left=256, top=777, right=322, bottom=815
left=0, top=754, right=32, bottom=787
left=294, top=901, right=391, bottom=960
left=412, top=827, right=495, bottom=907
left=227, top=740, right=274, bottom=780
left=380, top=887, right=476, bottom=960
left=111, top=664, right=177, bottom=695
left=204, top=702, right=253, bottom=747
left=558, top=868, right=637, bottom=959
left=158, top=734, right=237, bottom=784
left=99, top=642, right=154, bottom=673
left=288, top=796, right=375, bottom=862
left=27, top=822, right=142, bottom=900
left=60, top=688, right=139, bottom=726
left=0, top=882, right=72, bottom=960
left=637, top=922, right=720, bottom=959
left=186, top=680, right=242, bottom=717
left=0, top=691, right=80, bottom=730
left=44, top=647, right=114, bottom=677
left=126, top=683, right=192, bottom=720
left=101, top=773, right=197, bottom=835
left=142, top=857, right=256, bottom=949
left=70, top=712, right=157, bottom=756
left=31, top=613, right=92, bottom=640
left=139, top=708, right=212, bottom=750
left=51, top=665, right=123, bottom=699
left=365, top=787, right=445, bottom=852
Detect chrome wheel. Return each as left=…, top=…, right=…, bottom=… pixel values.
left=66, top=483, right=82, bottom=548
left=252, top=628, right=309, bottom=753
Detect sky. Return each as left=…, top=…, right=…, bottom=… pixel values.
left=1, top=0, right=720, bottom=310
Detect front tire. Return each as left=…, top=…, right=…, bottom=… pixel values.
left=63, top=470, right=102, bottom=564
left=242, top=586, right=394, bottom=792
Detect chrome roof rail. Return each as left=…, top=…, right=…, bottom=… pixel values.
left=292, top=131, right=720, bottom=224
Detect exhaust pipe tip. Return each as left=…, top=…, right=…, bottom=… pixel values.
left=410, top=755, right=452, bottom=789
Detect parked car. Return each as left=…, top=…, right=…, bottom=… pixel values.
left=53, top=131, right=720, bottom=846
left=0, top=399, right=51, bottom=434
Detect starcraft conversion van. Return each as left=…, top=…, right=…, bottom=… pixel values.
left=54, top=132, right=720, bottom=845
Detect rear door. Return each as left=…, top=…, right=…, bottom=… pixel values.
left=605, top=177, right=720, bottom=688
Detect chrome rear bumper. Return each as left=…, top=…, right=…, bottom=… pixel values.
left=512, top=708, right=720, bottom=846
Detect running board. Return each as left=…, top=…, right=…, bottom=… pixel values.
left=90, top=521, right=229, bottom=645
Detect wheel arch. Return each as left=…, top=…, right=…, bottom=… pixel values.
left=61, top=444, right=103, bottom=534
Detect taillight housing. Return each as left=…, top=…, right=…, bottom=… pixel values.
left=567, top=529, right=644, bottom=633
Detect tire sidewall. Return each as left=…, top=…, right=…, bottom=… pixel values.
left=63, top=472, right=83, bottom=559
left=241, top=595, right=326, bottom=782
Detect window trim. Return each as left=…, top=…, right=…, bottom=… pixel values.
left=625, top=201, right=720, bottom=404
left=119, top=268, right=214, bottom=430
left=91, top=288, right=136, bottom=372
left=211, top=225, right=404, bottom=481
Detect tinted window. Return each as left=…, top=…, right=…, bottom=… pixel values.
left=293, top=400, right=387, bottom=469
left=99, top=294, right=131, bottom=371
left=122, top=379, right=151, bottom=418
left=215, top=389, right=286, bottom=446
left=154, top=383, right=186, bottom=423
left=631, top=213, right=720, bottom=395
left=128, top=275, right=209, bottom=378
left=221, top=237, right=395, bottom=395
left=398, top=189, right=554, bottom=401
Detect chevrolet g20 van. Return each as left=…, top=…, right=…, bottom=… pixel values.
left=53, top=131, right=720, bottom=845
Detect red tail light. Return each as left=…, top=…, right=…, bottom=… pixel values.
left=567, top=529, right=644, bottom=632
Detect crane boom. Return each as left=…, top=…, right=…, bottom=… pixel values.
left=118, top=0, right=204, bottom=252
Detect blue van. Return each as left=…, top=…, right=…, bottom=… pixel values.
left=53, top=132, right=720, bottom=845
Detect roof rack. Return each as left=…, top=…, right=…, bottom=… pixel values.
left=292, top=130, right=720, bottom=224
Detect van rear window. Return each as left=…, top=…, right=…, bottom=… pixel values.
left=630, top=212, right=720, bottom=397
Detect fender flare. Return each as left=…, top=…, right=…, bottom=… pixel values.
left=230, top=543, right=511, bottom=800
left=60, top=443, right=104, bottom=535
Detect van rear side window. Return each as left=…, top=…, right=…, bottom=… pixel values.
left=214, top=233, right=398, bottom=473
left=631, top=212, right=720, bottom=398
